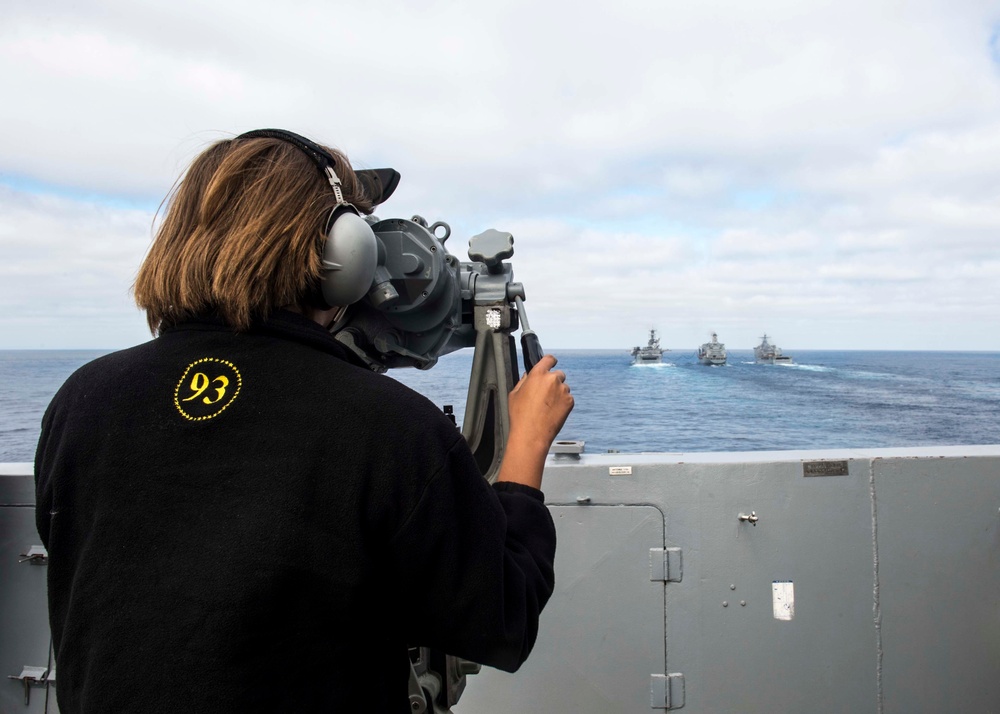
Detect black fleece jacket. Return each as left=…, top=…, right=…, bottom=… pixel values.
left=35, top=310, right=556, bottom=713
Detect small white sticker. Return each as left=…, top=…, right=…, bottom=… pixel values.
left=772, top=581, right=795, bottom=621
left=609, top=466, right=632, bottom=476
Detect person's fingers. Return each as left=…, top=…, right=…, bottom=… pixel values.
left=530, top=354, right=558, bottom=373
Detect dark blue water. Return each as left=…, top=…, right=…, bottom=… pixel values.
left=3, top=348, right=1000, bottom=461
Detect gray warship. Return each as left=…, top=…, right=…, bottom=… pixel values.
left=4, top=217, right=999, bottom=714
left=754, top=333, right=793, bottom=364
left=631, top=329, right=665, bottom=364
left=697, top=331, right=727, bottom=365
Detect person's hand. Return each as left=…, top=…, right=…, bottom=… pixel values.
left=498, top=355, right=574, bottom=488
left=509, top=354, right=574, bottom=451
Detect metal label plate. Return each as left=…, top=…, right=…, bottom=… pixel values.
left=803, top=460, right=849, bottom=477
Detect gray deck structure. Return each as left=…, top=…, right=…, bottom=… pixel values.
left=4, top=447, right=1000, bottom=713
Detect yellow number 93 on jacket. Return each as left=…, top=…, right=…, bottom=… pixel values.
left=173, top=358, right=242, bottom=421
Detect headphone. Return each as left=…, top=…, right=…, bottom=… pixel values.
left=235, top=129, right=399, bottom=308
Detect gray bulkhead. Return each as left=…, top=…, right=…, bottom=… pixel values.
left=4, top=446, right=1000, bottom=713
left=1, top=463, right=52, bottom=714
left=459, top=446, right=1000, bottom=714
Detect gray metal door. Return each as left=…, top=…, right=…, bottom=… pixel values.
left=456, top=504, right=667, bottom=713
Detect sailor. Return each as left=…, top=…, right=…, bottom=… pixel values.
left=35, top=130, right=574, bottom=713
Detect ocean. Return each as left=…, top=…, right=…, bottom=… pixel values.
left=3, top=347, right=1000, bottom=463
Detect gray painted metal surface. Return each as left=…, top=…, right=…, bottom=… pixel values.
left=875, top=456, right=1000, bottom=713
left=2, top=471, right=55, bottom=713
left=459, top=505, right=667, bottom=713
left=459, top=446, right=1000, bottom=713
left=4, top=447, right=1000, bottom=713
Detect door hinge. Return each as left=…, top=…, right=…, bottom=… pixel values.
left=651, top=673, right=685, bottom=709
left=649, top=547, right=682, bottom=582
left=8, top=666, right=53, bottom=706
left=18, top=545, right=48, bottom=565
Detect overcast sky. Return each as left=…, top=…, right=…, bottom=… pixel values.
left=2, top=0, right=999, bottom=351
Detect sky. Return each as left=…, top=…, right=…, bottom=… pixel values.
left=2, top=0, right=999, bottom=351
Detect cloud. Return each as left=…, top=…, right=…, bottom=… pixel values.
left=1, top=0, right=999, bottom=349
left=0, top=187, right=153, bottom=348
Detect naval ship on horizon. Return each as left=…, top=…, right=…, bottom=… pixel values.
left=630, top=329, right=665, bottom=364
left=754, top=333, right=793, bottom=364
left=697, top=331, right=727, bottom=365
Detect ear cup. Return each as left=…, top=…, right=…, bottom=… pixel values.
left=235, top=129, right=390, bottom=308
left=320, top=206, right=379, bottom=307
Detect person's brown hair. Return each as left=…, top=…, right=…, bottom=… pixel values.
left=133, top=135, right=374, bottom=334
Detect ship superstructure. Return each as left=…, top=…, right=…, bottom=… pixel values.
left=754, top=333, right=793, bottom=364
left=631, top=329, right=665, bottom=364
left=697, top=331, right=727, bottom=365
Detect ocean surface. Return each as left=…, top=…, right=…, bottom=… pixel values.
left=3, top=348, right=1000, bottom=462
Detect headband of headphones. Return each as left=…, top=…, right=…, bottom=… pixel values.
left=235, top=129, right=400, bottom=207
left=233, top=128, right=400, bottom=308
